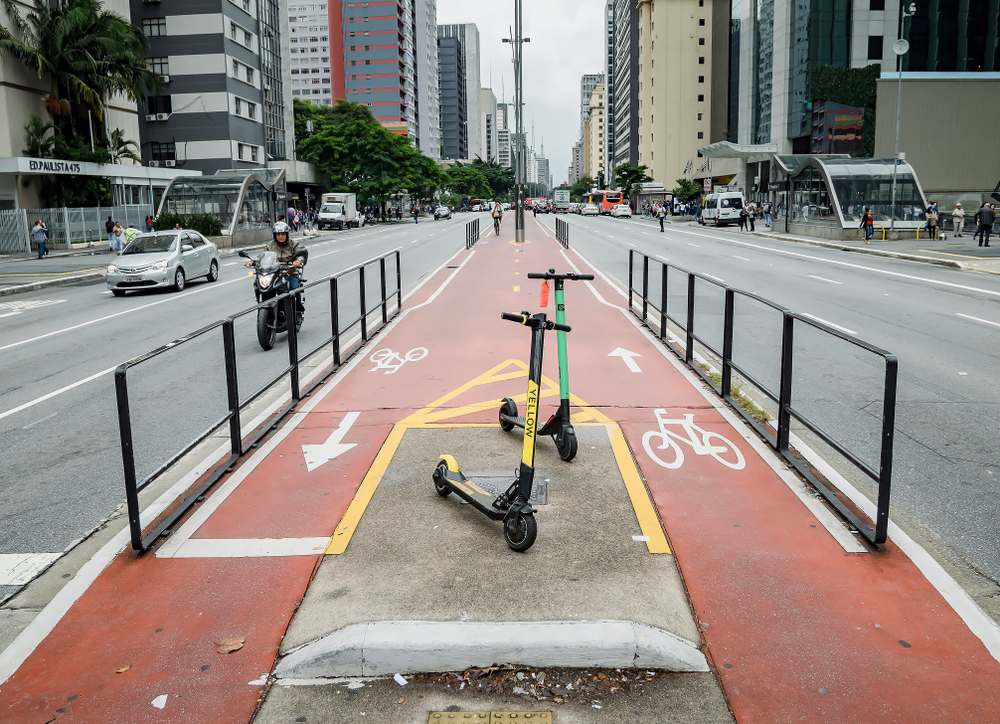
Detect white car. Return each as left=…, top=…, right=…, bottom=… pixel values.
left=611, top=204, right=632, bottom=218
left=107, top=229, right=219, bottom=296
left=434, top=206, right=452, bottom=220
left=581, top=203, right=600, bottom=216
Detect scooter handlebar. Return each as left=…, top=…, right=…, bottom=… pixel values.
left=551, top=322, right=572, bottom=332
left=527, top=270, right=595, bottom=281
left=501, top=312, right=529, bottom=325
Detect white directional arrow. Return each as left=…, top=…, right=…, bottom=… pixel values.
left=608, top=347, right=643, bottom=373
left=302, top=412, right=360, bottom=472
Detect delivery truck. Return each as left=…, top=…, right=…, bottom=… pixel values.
left=553, top=188, right=571, bottom=212
left=318, top=193, right=362, bottom=230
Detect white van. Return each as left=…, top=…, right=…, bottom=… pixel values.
left=701, top=192, right=745, bottom=226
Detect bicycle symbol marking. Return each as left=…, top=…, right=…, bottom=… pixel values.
left=641, top=409, right=746, bottom=470
left=368, top=347, right=428, bottom=374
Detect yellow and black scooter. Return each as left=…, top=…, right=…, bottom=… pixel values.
left=432, top=310, right=570, bottom=551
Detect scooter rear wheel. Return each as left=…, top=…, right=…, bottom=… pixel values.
left=499, top=398, right=518, bottom=432
left=503, top=512, right=537, bottom=552
left=433, top=460, right=452, bottom=497
left=556, top=428, right=578, bottom=462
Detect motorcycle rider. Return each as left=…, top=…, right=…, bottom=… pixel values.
left=244, top=221, right=308, bottom=322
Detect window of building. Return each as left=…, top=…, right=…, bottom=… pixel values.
left=243, top=0, right=250, bottom=11
left=699, top=56, right=705, bottom=64
left=698, top=38, right=705, bottom=45
left=248, top=103, right=255, bottom=120
left=699, top=19, right=705, bottom=26
left=698, top=112, right=703, bottom=120
left=235, top=97, right=242, bottom=115
left=142, top=18, right=166, bottom=37
left=867, top=35, right=884, bottom=60
left=150, top=141, right=176, bottom=161
left=365, top=59, right=370, bottom=64
left=233, top=59, right=240, bottom=77
left=870, top=0, right=885, bottom=9
left=246, top=67, right=254, bottom=83
left=251, top=146, right=258, bottom=162
left=148, top=96, right=172, bottom=114
left=238, top=143, right=244, bottom=160
left=148, top=57, right=169, bottom=75
left=698, top=76, right=704, bottom=83
left=244, top=29, right=252, bottom=46
left=698, top=132, right=704, bottom=139
left=230, top=21, right=237, bottom=40
left=697, top=94, right=704, bottom=102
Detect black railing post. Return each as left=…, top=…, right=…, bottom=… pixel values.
left=628, top=249, right=634, bottom=312
left=330, top=277, right=341, bottom=367
left=222, top=320, right=242, bottom=456
left=659, top=262, right=668, bottom=341
left=114, top=366, right=144, bottom=551
left=395, top=250, right=402, bottom=311
left=642, top=254, right=650, bottom=323
left=380, top=256, right=388, bottom=325
left=685, top=274, right=695, bottom=364
left=286, top=294, right=300, bottom=401
left=874, top=356, right=898, bottom=544
left=721, top=288, right=735, bottom=399
left=359, top=264, right=368, bottom=343
left=777, top=313, right=794, bottom=452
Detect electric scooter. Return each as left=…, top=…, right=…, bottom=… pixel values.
left=433, top=311, right=571, bottom=552
left=498, top=270, right=594, bottom=461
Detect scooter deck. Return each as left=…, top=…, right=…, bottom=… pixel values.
left=500, top=411, right=564, bottom=437
left=436, top=469, right=508, bottom=521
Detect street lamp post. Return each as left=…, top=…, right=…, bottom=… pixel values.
left=503, top=1, right=529, bottom=243
left=890, top=3, right=917, bottom=234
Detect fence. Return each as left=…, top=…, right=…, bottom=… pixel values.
left=555, top=218, right=569, bottom=248
left=1, top=205, right=155, bottom=253
left=465, top=218, right=480, bottom=249
left=115, top=249, right=402, bottom=552
left=0, top=209, right=30, bottom=254
left=627, top=249, right=897, bottom=546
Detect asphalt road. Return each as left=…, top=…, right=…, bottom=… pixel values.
left=538, top=211, right=1000, bottom=598
left=0, top=213, right=485, bottom=598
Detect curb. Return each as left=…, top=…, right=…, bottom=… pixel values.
left=751, top=231, right=964, bottom=268
left=274, top=621, right=710, bottom=679
left=0, top=270, right=107, bottom=297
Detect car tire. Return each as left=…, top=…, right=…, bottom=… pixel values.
left=174, top=267, right=185, bottom=291
left=207, top=259, right=219, bottom=282
left=111, top=289, right=125, bottom=297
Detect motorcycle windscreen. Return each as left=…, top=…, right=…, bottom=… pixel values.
left=259, top=251, right=280, bottom=272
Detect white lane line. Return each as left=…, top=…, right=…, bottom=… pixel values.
left=701, top=273, right=725, bottom=283
left=223, top=262, right=240, bottom=267
left=0, top=311, right=22, bottom=319
left=21, top=411, right=57, bottom=430
left=410, top=240, right=419, bottom=244
left=733, top=255, right=752, bottom=261
left=628, top=243, right=637, bottom=248
left=655, top=255, right=670, bottom=263
left=955, top=312, right=1000, bottom=328
left=808, top=274, right=842, bottom=285
left=800, top=313, right=856, bottom=336
left=0, top=553, right=62, bottom=586
left=163, top=537, right=330, bottom=558
left=0, top=364, right=118, bottom=422
left=687, top=243, right=701, bottom=247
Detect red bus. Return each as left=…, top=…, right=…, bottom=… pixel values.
left=585, top=190, right=624, bottom=215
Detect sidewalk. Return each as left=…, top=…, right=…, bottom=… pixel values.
left=1, top=215, right=998, bottom=723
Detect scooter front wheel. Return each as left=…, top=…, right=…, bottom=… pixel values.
left=503, top=512, right=537, bottom=552
left=433, top=460, right=452, bottom=497
left=499, top=398, right=518, bottom=432
left=556, top=428, right=578, bottom=462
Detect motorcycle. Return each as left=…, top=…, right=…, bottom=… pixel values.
left=239, top=250, right=305, bottom=350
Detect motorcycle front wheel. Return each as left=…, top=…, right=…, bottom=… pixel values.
left=257, top=306, right=276, bottom=350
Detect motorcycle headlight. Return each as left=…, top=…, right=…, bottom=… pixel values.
left=152, top=260, right=168, bottom=271
left=107, top=264, right=117, bottom=273
left=258, top=274, right=273, bottom=289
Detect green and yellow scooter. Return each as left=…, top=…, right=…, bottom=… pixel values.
left=433, top=310, right=570, bottom=552
left=498, top=270, right=593, bottom=461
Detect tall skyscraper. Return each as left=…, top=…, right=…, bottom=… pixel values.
left=605, top=1, right=616, bottom=178
left=130, top=0, right=289, bottom=174
left=611, top=0, right=639, bottom=169
left=587, top=84, right=606, bottom=182
left=289, top=0, right=333, bottom=107
left=438, top=24, right=482, bottom=159
left=579, top=73, right=605, bottom=139
left=437, top=35, right=467, bottom=159
left=479, top=88, right=498, bottom=162
left=415, top=0, right=441, bottom=159
left=496, top=103, right=511, bottom=168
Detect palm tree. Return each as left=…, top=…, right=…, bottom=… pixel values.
left=22, top=115, right=56, bottom=158
left=108, top=128, right=142, bottom=165
left=0, top=0, right=159, bottom=137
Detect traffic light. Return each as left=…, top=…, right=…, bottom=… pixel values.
left=598, top=171, right=605, bottom=190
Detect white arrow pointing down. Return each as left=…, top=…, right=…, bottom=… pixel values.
left=608, top=347, right=643, bottom=373
left=302, top=412, right=360, bottom=472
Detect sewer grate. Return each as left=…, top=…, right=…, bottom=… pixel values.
left=446, top=265, right=461, bottom=269
left=428, top=713, right=552, bottom=722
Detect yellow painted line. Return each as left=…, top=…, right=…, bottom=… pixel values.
left=514, top=272, right=519, bottom=275
left=325, top=423, right=407, bottom=554
left=513, top=286, right=520, bottom=292
left=607, top=423, right=671, bottom=554
left=917, top=249, right=995, bottom=260
left=0, top=266, right=106, bottom=278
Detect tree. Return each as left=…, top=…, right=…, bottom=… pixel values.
left=0, top=0, right=159, bottom=143
left=673, top=178, right=703, bottom=203
left=22, top=115, right=56, bottom=158
left=293, top=97, right=377, bottom=149
left=567, top=175, right=594, bottom=202
left=471, top=157, right=515, bottom=200
left=444, top=164, right=491, bottom=199
left=404, top=150, right=444, bottom=203
left=613, top=163, right=653, bottom=207
left=108, top=128, right=142, bottom=165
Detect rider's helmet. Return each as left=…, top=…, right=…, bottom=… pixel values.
left=272, top=221, right=291, bottom=243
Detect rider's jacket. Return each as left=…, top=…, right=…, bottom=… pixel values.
left=258, top=239, right=308, bottom=276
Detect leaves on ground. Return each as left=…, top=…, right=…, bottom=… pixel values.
left=115, top=665, right=131, bottom=674
left=216, top=636, right=245, bottom=654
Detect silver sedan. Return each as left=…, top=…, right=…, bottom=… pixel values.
left=107, top=229, right=220, bottom=296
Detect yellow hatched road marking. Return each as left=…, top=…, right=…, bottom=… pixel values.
left=513, top=286, right=520, bottom=291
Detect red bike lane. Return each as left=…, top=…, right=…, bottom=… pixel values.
left=0, top=214, right=997, bottom=723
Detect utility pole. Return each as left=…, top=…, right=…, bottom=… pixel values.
left=503, top=0, right=529, bottom=243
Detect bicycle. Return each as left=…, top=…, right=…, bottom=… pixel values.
left=641, top=409, right=746, bottom=470
left=493, top=214, right=501, bottom=235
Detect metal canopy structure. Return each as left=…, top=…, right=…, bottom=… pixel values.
left=158, top=169, right=286, bottom=236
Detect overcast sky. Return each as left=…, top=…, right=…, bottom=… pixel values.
left=437, top=0, right=607, bottom=186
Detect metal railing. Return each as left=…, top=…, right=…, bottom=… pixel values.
left=556, top=218, right=569, bottom=248
left=628, top=249, right=897, bottom=545
left=466, top=218, right=480, bottom=249
left=115, top=249, right=402, bottom=552
left=0, top=209, right=29, bottom=253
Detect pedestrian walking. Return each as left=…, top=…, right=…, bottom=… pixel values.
left=978, top=203, right=996, bottom=247
left=31, top=219, right=48, bottom=259
left=747, top=205, right=756, bottom=232
left=412, top=205, right=419, bottom=224
left=145, top=215, right=154, bottom=233
left=124, top=223, right=139, bottom=249
left=860, top=209, right=875, bottom=244
left=951, top=203, right=965, bottom=237
left=762, top=200, right=772, bottom=227
left=925, top=205, right=938, bottom=240
left=112, top=222, right=126, bottom=253
left=656, top=204, right=666, bottom=232
left=105, top=216, right=116, bottom=251
left=738, top=207, right=747, bottom=231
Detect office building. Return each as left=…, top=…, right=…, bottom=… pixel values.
left=414, top=0, right=441, bottom=159
left=579, top=73, right=605, bottom=139
left=587, top=84, right=606, bottom=182
left=496, top=103, right=511, bottom=168
left=438, top=24, right=482, bottom=159
left=605, top=1, right=616, bottom=177
left=289, top=0, right=333, bottom=106
left=437, top=35, right=467, bottom=159
left=611, top=0, right=640, bottom=169
left=570, top=140, right=585, bottom=183
left=130, top=0, right=289, bottom=175
left=480, top=88, right=498, bottom=162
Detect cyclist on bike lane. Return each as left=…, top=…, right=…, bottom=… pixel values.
left=492, top=201, right=503, bottom=235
